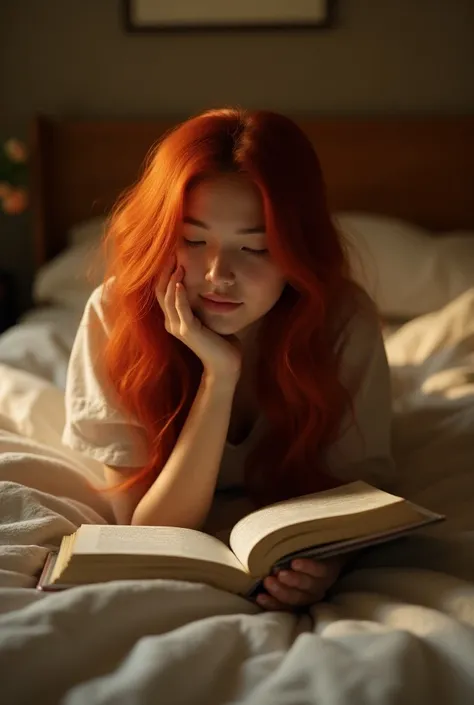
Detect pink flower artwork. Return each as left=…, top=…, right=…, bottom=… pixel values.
left=1, top=137, right=29, bottom=214
left=0, top=182, right=12, bottom=199
left=2, top=187, right=28, bottom=214
left=4, top=138, right=28, bottom=163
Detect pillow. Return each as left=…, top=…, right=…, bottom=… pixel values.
left=336, top=212, right=474, bottom=318
left=67, top=216, right=107, bottom=247
left=33, top=217, right=106, bottom=308
left=33, top=235, right=104, bottom=310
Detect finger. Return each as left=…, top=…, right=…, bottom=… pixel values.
left=256, top=593, right=286, bottom=611
left=163, top=266, right=180, bottom=310
left=175, top=282, right=194, bottom=328
left=263, top=576, right=314, bottom=607
left=155, top=257, right=177, bottom=305
left=276, top=569, right=321, bottom=594
left=291, top=559, right=330, bottom=579
left=163, top=267, right=181, bottom=330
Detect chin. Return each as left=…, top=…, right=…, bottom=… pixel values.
left=204, top=317, right=245, bottom=336
left=198, top=310, right=249, bottom=336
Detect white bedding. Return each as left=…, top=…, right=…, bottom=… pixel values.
left=0, top=231, right=102, bottom=388
left=1, top=288, right=474, bottom=704
left=0, top=305, right=82, bottom=388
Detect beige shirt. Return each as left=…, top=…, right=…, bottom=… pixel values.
left=62, top=282, right=396, bottom=493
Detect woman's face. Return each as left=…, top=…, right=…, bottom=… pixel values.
left=176, top=174, right=286, bottom=337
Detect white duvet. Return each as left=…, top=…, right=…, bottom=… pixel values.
left=1, top=290, right=474, bottom=704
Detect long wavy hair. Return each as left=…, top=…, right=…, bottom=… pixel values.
left=98, top=108, right=361, bottom=506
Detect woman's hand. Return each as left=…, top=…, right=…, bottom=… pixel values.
left=155, top=260, right=243, bottom=382
left=256, top=556, right=344, bottom=611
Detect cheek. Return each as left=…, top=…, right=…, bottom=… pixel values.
left=176, top=250, right=201, bottom=286
left=176, top=254, right=213, bottom=313
left=175, top=248, right=189, bottom=269
left=244, top=262, right=285, bottom=302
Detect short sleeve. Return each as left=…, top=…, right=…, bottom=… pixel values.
left=324, top=291, right=397, bottom=490
left=61, top=283, right=150, bottom=467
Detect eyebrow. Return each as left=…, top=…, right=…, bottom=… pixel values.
left=183, top=216, right=265, bottom=235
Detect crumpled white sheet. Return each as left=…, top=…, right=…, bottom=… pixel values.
left=387, top=289, right=474, bottom=526
left=0, top=480, right=473, bottom=705
left=1, top=289, right=474, bottom=704
left=0, top=305, right=81, bottom=388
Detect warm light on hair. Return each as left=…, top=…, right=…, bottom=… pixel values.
left=98, top=108, right=362, bottom=506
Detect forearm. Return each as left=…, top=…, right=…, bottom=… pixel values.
left=131, top=373, right=237, bottom=528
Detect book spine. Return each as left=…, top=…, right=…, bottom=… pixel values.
left=35, top=551, right=68, bottom=592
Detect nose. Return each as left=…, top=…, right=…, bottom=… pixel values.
left=205, top=252, right=235, bottom=287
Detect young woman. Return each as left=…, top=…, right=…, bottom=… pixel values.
left=62, top=108, right=395, bottom=610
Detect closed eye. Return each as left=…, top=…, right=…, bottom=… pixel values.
left=243, top=248, right=268, bottom=255
left=184, top=239, right=267, bottom=255
left=183, top=239, right=206, bottom=247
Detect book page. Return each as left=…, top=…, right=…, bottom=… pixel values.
left=230, top=481, right=403, bottom=568
left=73, top=525, right=245, bottom=572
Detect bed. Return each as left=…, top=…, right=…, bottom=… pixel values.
left=0, top=114, right=474, bottom=704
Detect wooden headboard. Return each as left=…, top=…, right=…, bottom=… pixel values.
left=31, top=114, right=474, bottom=268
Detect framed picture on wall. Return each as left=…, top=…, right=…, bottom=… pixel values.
left=124, top=0, right=334, bottom=32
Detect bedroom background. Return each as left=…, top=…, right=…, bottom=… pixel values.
left=0, top=0, right=473, bottom=317
left=2, top=4, right=474, bottom=701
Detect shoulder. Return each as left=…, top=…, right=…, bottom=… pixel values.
left=81, top=278, right=116, bottom=336
left=67, top=279, right=118, bottom=373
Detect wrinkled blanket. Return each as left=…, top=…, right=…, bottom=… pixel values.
left=0, top=480, right=473, bottom=705
left=1, top=290, right=474, bottom=704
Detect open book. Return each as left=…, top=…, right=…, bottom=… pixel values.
left=37, top=481, right=443, bottom=598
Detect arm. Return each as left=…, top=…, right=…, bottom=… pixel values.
left=105, top=373, right=237, bottom=527
left=131, top=374, right=236, bottom=528
left=63, top=264, right=242, bottom=528
left=99, top=259, right=243, bottom=528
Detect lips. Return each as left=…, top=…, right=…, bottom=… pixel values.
left=199, top=294, right=243, bottom=313
left=201, top=294, right=241, bottom=304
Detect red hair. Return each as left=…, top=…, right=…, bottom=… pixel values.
left=99, top=108, right=360, bottom=506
